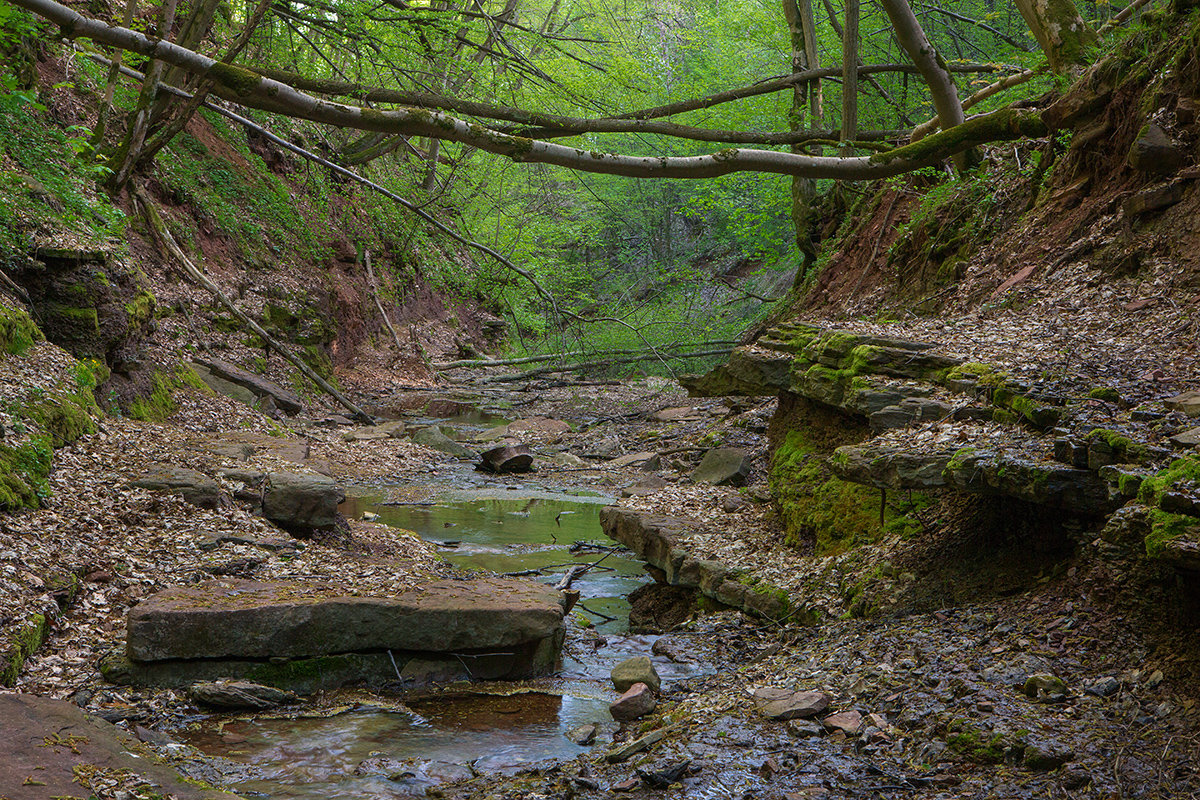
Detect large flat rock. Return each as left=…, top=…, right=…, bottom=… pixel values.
left=0, top=693, right=238, bottom=800
left=127, top=577, right=566, bottom=661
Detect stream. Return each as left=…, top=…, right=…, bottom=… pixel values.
left=179, top=421, right=711, bottom=798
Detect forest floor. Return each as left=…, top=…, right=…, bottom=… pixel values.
left=5, top=311, right=1200, bottom=799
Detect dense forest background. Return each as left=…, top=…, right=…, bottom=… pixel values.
left=0, top=0, right=1162, bottom=379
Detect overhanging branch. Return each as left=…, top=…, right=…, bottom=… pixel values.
left=18, top=0, right=1040, bottom=180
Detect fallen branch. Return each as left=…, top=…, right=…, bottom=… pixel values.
left=133, top=186, right=374, bottom=423
left=363, top=249, right=405, bottom=355
left=436, top=339, right=737, bottom=370
left=480, top=347, right=733, bottom=384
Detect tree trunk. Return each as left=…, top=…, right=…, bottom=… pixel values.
left=783, top=0, right=822, bottom=274
left=841, top=0, right=859, bottom=150
left=877, top=0, right=975, bottom=169
left=1014, top=0, right=1097, bottom=74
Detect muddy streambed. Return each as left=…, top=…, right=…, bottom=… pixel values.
left=180, top=484, right=709, bottom=798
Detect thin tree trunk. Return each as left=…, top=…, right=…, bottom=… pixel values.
left=877, top=0, right=974, bottom=168
left=841, top=0, right=859, bottom=150
left=133, top=0, right=272, bottom=173
left=108, top=0, right=179, bottom=189
left=91, top=0, right=136, bottom=148
left=364, top=250, right=405, bottom=354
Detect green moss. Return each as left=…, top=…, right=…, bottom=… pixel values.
left=991, top=408, right=1019, bottom=424
left=0, top=436, right=52, bottom=511
left=28, top=392, right=96, bottom=448
left=1088, top=387, right=1121, bottom=403
left=1088, top=428, right=1150, bottom=464
left=771, top=429, right=928, bottom=555
left=1138, top=455, right=1200, bottom=506
left=43, top=304, right=99, bottom=334
left=945, top=362, right=1010, bottom=388
left=207, top=61, right=264, bottom=96
left=1, top=612, right=47, bottom=686
left=128, top=365, right=209, bottom=422
left=123, top=288, right=156, bottom=330
left=870, top=109, right=1048, bottom=167
left=947, top=728, right=1009, bottom=763
left=1145, top=510, right=1200, bottom=558
left=1118, top=472, right=1144, bottom=497
left=944, top=447, right=979, bottom=474
left=0, top=303, right=43, bottom=355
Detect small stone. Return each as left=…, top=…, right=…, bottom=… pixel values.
left=786, top=719, right=823, bottom=738
left=611, top=777, right=641, bottom=792
left=1145, top=669, right=1165, bottom=689
left=566, top=723, right=598, bottom=746
left=1023, top=739, right=1074, bottom=771
left=720, top=494, right=749, bottom=513
left=1122, top=183, right=1186, bottom=217
left=610, top=683, right=656, bottom=721
left=1165, top=391, right=1200, bottom=418
left=752, top=688, right=831, bottom=721
left=606, top=726, right=670, bottom=762
left=1023, top=673, right=1068, bottom=702
left=1127, top=124, right=1186, bottom=174
left=690, top=448, right=751, bottom=487
left=822, top=710, right=863, bottom=736
left=1169, top=427, right=1200, bottom=447
left=188, top=680, right=298, bottom=710
left=636, top=760, right=691, bottom=788
left=610, top=451, right=658, bottom=468
left=1085, top=676, right=1121, bottom=697
left=651, top=637, right=690, bottom=663
left=611, top=656, right=661, bottom=693
left=411, top=426, right=478, bottom=459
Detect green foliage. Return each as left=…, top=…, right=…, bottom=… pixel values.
left=157, top=118, right=323, bottom=264
left=0, top=81, right=125, bottom=271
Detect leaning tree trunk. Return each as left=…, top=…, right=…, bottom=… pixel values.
left=1014, top=0, right=1098, bottom=74
left=877, top=0, right=975, bottom=169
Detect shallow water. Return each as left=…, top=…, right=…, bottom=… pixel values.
left=341, top=494, right=648, bottom=634
left=183, top=693, right=611, bottom=799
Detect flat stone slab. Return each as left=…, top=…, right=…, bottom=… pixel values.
left=127, top=577, right=566, bottom=662
left=0, top=693, right=238, bottom=800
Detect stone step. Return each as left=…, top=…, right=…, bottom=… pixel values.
left=127, top=577, right=567, bottom=662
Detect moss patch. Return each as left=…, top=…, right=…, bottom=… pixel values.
left=1, top=612, right=47, bottom=686
left=0, top=303, right=43, bottom=355
left=128, top=366, right=209, bottom=422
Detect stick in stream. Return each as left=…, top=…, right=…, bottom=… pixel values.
left=133, top=187, right=374, bottom=424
